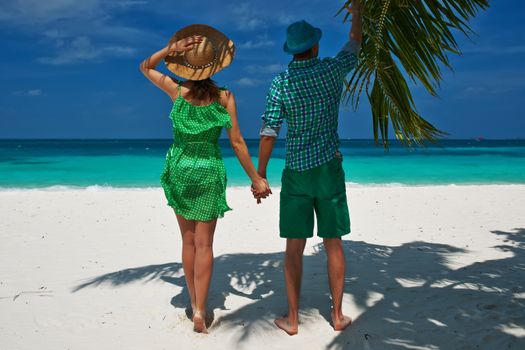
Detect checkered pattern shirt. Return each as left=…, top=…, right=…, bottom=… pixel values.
left=260, top=40, right=360, bottom=171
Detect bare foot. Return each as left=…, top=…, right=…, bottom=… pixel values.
left=185, top=303, right=197, bottom=321
left=331, top=311, right=352, bottom=331
left=274, top=316, right=298, bottom=336
left=193, top=312, right=208, bottom=334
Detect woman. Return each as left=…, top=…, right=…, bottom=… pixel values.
left=139, top=24, right=269, bottom=333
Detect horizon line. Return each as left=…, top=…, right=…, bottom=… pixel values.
left=0, top=138, right=524, bottom=141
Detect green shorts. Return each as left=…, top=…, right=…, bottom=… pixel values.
left=279, top=156, right=350, bottom=238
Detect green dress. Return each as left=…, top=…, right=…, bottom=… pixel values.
left=160, top=89, right=233, bottom=221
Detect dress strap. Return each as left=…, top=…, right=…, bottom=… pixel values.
left=177, top=83, right=182, bottom=97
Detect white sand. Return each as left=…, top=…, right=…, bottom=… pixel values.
left=0, top=185, right=524, bottom=349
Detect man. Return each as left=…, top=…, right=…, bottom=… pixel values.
left=254, top=1, right=362, bottom=336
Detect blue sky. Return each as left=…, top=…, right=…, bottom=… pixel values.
left=0, top=0, right=524, bottom=139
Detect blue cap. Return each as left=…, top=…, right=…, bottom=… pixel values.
left=283, top=20, right=322, bottom=55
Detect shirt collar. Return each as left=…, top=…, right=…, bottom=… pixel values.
left=288, top=57, right=320, bottom=69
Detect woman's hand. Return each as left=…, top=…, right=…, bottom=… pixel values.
left=251, top=177, right=271, bottom=204
left=168, top=35, right=204, bottom=53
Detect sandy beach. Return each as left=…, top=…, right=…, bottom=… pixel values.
left=1, top=185, right=524, bottom=349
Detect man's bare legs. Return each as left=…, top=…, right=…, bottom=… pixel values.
left=192, top=219, right=217, bottom=333
left=176, top=214, right=217, bottom=334
left=323, top=238, right=352, bottom=331
left=274, top=238, right=306, bottom=335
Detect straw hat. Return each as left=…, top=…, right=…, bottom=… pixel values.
left=165, top=24, right=235, bottom=81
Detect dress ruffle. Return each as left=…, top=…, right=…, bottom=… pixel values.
left=169, top=99, right=232, bottom=135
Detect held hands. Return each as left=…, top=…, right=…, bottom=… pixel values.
left=251, top=177, right=272, bottom=204
left=168, top=35, right=204, bottom=53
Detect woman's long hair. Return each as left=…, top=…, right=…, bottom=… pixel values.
left=187, top=78, right=220, bottom=102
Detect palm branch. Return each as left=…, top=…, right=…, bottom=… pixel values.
left=337, top=0, right=490, bottom=146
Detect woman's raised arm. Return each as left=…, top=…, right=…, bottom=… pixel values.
left=139, top=36, right=203, bottom=99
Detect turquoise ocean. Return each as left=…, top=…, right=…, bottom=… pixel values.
left=1, top=139, right=524, bottom=188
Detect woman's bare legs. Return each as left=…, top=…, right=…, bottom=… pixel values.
left=192, top=219, right=217, bottom=333
left=176, top=214, right=197, bottom=315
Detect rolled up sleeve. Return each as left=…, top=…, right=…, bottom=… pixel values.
left=260, top=76, right=285, bottom=137
left=334, top=38, right=360, bottom=75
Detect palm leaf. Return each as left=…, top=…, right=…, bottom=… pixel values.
left=338, top=0, right=490, bottom=147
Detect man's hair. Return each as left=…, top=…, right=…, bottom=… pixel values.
left=293, top=47, right=315, bottom=60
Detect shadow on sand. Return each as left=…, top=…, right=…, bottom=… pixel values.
left=73, top=228, right=524, bottom=349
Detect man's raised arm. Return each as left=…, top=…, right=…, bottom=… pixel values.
left=349, top=0, right=363, bottom=45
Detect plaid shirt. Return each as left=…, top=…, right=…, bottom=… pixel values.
left=260, top=40, right=360, bottom=171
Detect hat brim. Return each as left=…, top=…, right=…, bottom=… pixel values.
left=165, top=24, right=235, bottom=81
left=283, top=28, right=322, bottom=55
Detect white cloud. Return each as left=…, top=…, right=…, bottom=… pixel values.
left=1, top=0, right=153, bottom=65
left=235, top=77, right=264, bottom=87
left=462, top=86, right=485, bottom=96
left=222, top=0, right=333, bottom=33
left=0, top=0, right=104, bottom=25
left=462, top=44, right=525, bottom=55
left=447, top=69, right=525, bottom=99
left=0, top=0, right=336, bottom=66
left=238, top=35, right=276, bottom=49
left=462, top=85, right=522, bottom=97
left=13, top=89, right=43, bottom=97
left=231, top=3, right=266, bottom=31
left=0, top=0, right=147, bottom=25
left=245, top=64, right=286, bottom=74
left=27, top=89, right=42, bottom=96
left=43, top=29, right=67, bottom=39
left=38, top=36, right=136, bottom=65
left=109, top=1, right=148, bottom=9
left=278, top=13, right=299, bottom=26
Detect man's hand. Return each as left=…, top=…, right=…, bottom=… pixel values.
left=347, top=0, right=362, bottom=16
left=168, top=35, right=204, bottom=53
left=251, top=177, right=272, bottom=204
left=348, top=0, right=363, bottom=44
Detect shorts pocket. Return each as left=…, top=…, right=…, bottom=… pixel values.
left=325, top=158, right=346, bottom=193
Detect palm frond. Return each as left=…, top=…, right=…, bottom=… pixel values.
left=339, top=0, right=489, bottom=146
